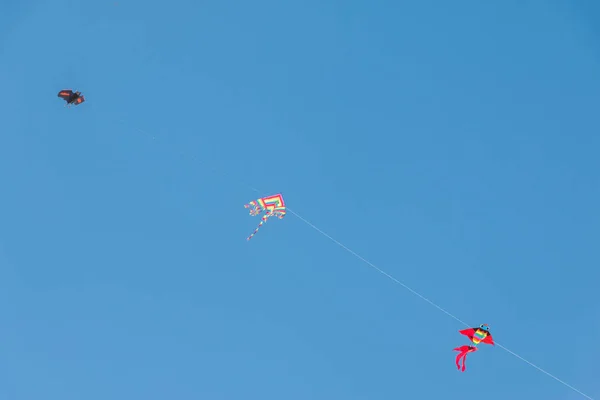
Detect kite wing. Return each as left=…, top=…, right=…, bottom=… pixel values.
left=482, top=333, right=494, bottom=345
left=73, top=95, right=85, bottom=105
left=58, top=90, right=73, bottom=100
left=459, top=328, right=476, bottom=341
left=245, top=193, right=286, bottom=240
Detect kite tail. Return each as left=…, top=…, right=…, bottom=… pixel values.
left=246, top=222, right=263, bottom=240
left=453, top=346, right=471, bottom=372
left=455, top=352, right=463, bottom=370
left=246, top=214, right=271, bottom=240
left=454, top=352, right=469, bottom=372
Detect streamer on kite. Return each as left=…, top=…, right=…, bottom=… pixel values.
left=453, top=324, right=494, bottom=372
left=244, top=193, right=286, bottom=240
left=453, top=345, right=477, bottom=372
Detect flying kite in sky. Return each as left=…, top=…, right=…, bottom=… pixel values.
left=245, top=193, right=286, bottom=240
left=58, top=89, right=85, bottom=107
left=454, top=324, right=494, bottom=371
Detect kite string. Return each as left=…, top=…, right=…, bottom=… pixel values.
left=286, top=208, right=468, bottom=326
left=495, top=343, right=594, bottom=400
left=116, top=118, right=594, bottom=400
left=286, top=208, right=595, bottom=400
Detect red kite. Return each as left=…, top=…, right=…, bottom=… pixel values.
left=453, top=324, right=493, bottom=372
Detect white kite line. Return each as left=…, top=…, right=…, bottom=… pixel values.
left=286, top=208, right=595, bottom=400
left=123, top=121, right=595, bottom=400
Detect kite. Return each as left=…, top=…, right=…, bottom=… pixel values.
left=244, top=193, right=286, bottom=240
left=453, top=324, right=494, bottom=372
left=58, top=89, right=85, bottom=107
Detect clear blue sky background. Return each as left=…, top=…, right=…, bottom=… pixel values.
left=1, top=0, right=598, bottom=399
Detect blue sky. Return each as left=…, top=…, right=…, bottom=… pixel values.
left=1, top=0, right=599, bottom=399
